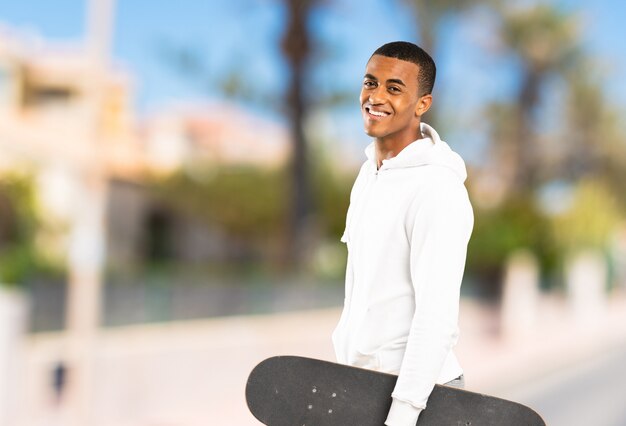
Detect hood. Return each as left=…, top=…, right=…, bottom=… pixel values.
left=364, top=122, right=467, bottom=182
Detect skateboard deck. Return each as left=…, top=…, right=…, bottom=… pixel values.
left=246, top=355, right=545, bottom=426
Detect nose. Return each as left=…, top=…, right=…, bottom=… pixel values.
left=368, top=86, right=385, bottom=105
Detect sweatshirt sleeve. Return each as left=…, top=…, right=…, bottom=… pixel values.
left=389, top=181, right=473, bottom=419
left=385, top=398, right=422, bottom=425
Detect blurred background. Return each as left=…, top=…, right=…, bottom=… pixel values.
left=1, top=0, right=625, bottom=425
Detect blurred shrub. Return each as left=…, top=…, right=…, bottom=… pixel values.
left=466, top=193, right=557, bottom=295
left=310, top=153, right=353, bottom=242
left=149, top=166, right=288, bottom=240
left=146, top=155, right=353, bottom=272
left=466, top=178, right=624, bottom=296
left=309, top=153, right=352, bottom=279
left=550, top=178, right=622, bottom=253
left=0, top=173, right=53, bottom=286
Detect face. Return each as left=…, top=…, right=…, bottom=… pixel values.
left=360, top=55, right=432, bottom=143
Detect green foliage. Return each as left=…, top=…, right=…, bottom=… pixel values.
left=550, top=179, right=622, bottom=252
left=466, top=178, right=624, bottom=294
left=501, top=4, right=580, bottom=73
left=311, top=156, right=353, bottom=241
left=145, top=151, right=355, bottom=273
left=148, top=165, right=288, bottom=240
left=464, top=2, right=626, bottom=295
left=466, top=193, right=556, bottom=291
left=0, top=173, right=46, bottom=285
left=308, top=147, right=353, bottom=279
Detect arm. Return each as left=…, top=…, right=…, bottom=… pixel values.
left=385, top=183, right=473, bottom=426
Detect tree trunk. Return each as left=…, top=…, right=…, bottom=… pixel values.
left=513, top=69, right=541, bottom=194
left=281, top=0, right=314, bottom=268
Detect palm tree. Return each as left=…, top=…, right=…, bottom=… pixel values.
left=561, top=61, right=626, bottom=205
left=160, top=0, right=319, bottom=268
left=497, top=4, right=580, bottom=194
left=404, top=0, right=489, bottom=55
left=281, top=0, right=317, bottom=267
left=403, top=0, right=489, bottom=127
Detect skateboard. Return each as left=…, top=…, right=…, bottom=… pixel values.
left=246, top=355, right=546, bottom=426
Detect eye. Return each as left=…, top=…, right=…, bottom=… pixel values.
left=363, top=80, right=377, bottom=89
left=388, top=86, right=401, bottom=93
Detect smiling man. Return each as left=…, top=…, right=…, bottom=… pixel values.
left=332, top=41, right=474, bottom=426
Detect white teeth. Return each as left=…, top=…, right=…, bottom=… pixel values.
left=369, top=109, right=387, bottom=117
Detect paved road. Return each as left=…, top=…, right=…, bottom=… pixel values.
left=499, top=342, right=626, bottom=426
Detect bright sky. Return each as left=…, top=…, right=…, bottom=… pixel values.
left=1, top=0, right=625, bottom=160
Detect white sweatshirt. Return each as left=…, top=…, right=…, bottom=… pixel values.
left=332, top=122, right=473, bottom=426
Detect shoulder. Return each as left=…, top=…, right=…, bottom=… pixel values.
left=409, top=167, right=473, bottom=221
left=422, top=165, right=469, bottom=198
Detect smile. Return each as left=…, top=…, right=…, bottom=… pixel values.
left=365, top=107, right=391, bottom=118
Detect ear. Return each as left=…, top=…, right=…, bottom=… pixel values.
left=414, top=94, right=433, bottom=117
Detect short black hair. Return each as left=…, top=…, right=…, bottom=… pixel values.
left=371, top=41, right=436, bottom=96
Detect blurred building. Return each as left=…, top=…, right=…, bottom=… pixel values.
left=0, top=26, right=136, bottom=168
left=0, top=25, right=290, bottom=271
left=110, top=104, right=290, bottom=267
left=140, top=103, right=289, bottom=174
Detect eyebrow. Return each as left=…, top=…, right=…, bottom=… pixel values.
left=364, top=74, right=406, bottom=87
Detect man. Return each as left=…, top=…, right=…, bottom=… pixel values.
left=332, top=41, right=474, bottom=426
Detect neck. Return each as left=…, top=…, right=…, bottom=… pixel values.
left=374, top=124, right=423, bottom=169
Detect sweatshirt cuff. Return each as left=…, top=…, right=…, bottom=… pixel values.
left=385, top=398, right=423, bottom=426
